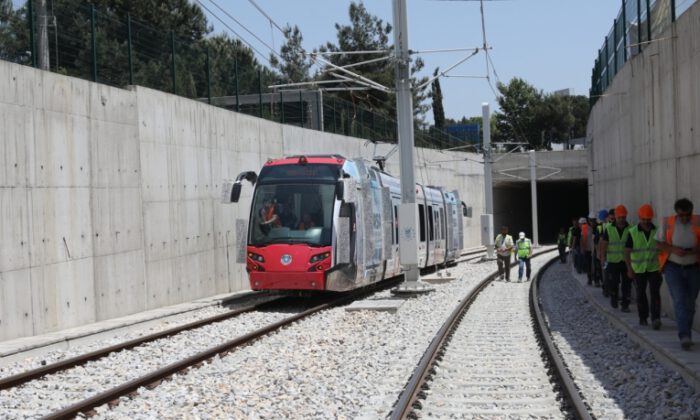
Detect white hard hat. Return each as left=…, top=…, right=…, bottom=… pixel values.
left=578, top=217, right=587, bottom=224
left=519, top=232, right=525, bottom=238
left=588, top=212, right=597, bottom=219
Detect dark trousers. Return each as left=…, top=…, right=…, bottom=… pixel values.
left=558, top=245, right=567, bottom=263
left=634, top=271, right=663, bottom=322
left=606, top=261, right=632, bottom=308
left=497, top=254, right=511, bottom=280
left=584, top=251, right=593, bottom=282
left=592, top=254, right=603, bottom=286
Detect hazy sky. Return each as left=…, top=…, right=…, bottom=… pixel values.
left=198, top=0, right=621, bottom=121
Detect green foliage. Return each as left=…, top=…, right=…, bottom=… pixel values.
left=431, top=67, right=445, bottom=129
left=319, top=1, right=429, bottom=124
left=0, top=1, right=30, bottom=64
left=493, top=78, right=589, bottom=150
left=270, top=25, right=311, bottom=84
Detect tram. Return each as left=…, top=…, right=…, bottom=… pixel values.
left=222, top=155, right=465, bottom=292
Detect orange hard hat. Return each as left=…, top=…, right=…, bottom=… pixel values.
left=638, top=204, right=654, bottom=219
left=614, top=204, right=628, bottom=217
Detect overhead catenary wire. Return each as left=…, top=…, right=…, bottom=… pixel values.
left=194, top=0, right=273, bottom=64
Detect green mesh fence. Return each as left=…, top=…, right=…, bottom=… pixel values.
left=590, top=0, right=696, bottom=107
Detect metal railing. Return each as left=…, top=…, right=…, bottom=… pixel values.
left=0, top=0, right=471, bottom=151
left=590, top=0, right=696, bottom=107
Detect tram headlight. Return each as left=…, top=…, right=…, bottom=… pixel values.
left=248, top=252, right=265, bottom=263
left=309, top=252, right=330, bottom=264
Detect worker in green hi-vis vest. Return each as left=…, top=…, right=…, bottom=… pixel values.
left=515, top=232, right=533, bottom=282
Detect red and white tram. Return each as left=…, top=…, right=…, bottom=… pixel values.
left=222, top=155, right=465, bottom=292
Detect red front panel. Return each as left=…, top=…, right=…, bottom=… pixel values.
left=247, top=244, right=332, bottom=291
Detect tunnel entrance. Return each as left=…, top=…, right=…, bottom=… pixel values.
left=493, top=180, right=589, bottom=244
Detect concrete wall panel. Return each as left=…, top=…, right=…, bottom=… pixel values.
left=0, top=103, right=31, bottom=187
left=29, top=187, right=93, bottom=267
left=143, top=201, right=173, bottom=262
left=30, top=258, right=95, bottom=333
left=144, top=258, right=173, bottom=310
left=33, top=111, right=91, bottom=187
left=0, top=188, right=30, bottom=272
left=0, top=269, right=34, bottom=341
left=91, top=187, right=143, bottom=257
left=93, top=250, right=146, bottom=321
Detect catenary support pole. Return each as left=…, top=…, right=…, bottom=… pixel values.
left=392, top=0, right=431, bottom=294
left=482, top=103, right=495, bottom=258
left=530, top=150, right=539, bottom=246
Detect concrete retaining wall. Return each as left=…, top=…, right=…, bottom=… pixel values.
left=587, top=2, right=700, bottom=328
left=0, top=60, right=484, bottom=341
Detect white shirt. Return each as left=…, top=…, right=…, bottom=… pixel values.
left=495, top=234, right=513, bottom=257
left=656, top=218, right=697, bottom=265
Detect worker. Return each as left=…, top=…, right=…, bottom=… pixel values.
left=624, top=204, right=662, bottom=329
left=568, top=218, right=582, bottom=273
left=516, top=231, right=533, bottom=282
left=599, top=208, right=616, bottom=296
left=494, top=226, right=514, bottom=281
left=592, top=209, right=608, bottom=287
left=557, top=227, right=568, bottom=263
left=581, top=215, right=594, bottom=284
left=656, top=198, right=700, bottom=350
left=600, top=205, right=633, bottom=312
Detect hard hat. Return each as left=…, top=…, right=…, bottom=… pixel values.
left=588, top=212, right=597, bottom=219
left=578, top=217, right=587, bottom=224
left=519, top=232, right=525, bottom=238
left=614, top=205, right=628, bottom=217
left=638, top=204, right=654, bottom=219
left=598, top=209, right=609, bottom=221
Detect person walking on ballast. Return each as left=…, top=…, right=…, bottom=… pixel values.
left=516, top=232, right=533, bottom=282
left=656, top=198, right=700, bottom=350
left=495, top=226, right=514, bottom=281
left=557, top=227, right=568, bottom=263
left=600, top=205, right=633, bottom=312
left=624, top=204, right=663, bottom=329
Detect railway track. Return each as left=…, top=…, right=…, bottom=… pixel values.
left=390, top=250, right=592, bottom=419
left=0, top=280, right=398, bottom=419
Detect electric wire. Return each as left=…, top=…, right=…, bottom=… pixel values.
left=205, top=0, right=281, bottom=59
left=193, top=0, right=273, bottom=64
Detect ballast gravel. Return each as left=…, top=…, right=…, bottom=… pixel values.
left=540, top=262, right=700, bottom=419
left=96, top=255, right=505, bottom=419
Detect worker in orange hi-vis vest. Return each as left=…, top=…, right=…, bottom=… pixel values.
left=656, top=198, right=700, bottom=351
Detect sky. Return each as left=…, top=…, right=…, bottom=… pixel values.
left=197, top=0, right=621, bottom=123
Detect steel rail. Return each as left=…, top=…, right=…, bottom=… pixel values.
left=388, top=248, right=557, bottom=420
left=530, top=256, right=593, bottom=420
left=42, top=281, right=398, bottom=420
left=0, top=294, right=283, bottom=390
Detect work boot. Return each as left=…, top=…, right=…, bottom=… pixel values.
left=681, top=337, right=693, bottom=350
left=639, top=319, right=648, bottom=326
left=652, top=319, right=661, bottom=330
left=621, top=306, right=631, bottom=313
left=610, top=297, right=618, bottom=309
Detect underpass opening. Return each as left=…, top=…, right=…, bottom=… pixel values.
left=493, top=180, right=589, bottom=244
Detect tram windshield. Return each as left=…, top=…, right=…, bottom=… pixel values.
left=249, top=183, right=336, bottom=247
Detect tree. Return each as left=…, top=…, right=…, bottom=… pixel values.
left=270, top=25, right=311, bottom=84
left=0, top=1, right=30, bottom=64
left=493, top=78, right=543, bottom=148
left=319, top=1, right=429, bottom=123
left=431, top=67, right=445, bottom=129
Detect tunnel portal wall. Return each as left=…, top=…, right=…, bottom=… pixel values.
left=0, top=60, right=484, bottom=341
left=494, top=181, right=588, bottom=245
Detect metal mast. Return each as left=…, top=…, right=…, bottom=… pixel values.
left=392, top=0, right=430, bottom=293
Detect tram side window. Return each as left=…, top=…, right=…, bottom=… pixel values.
left=418, top=204, right=426, bottom=242
left=440, top=208, right=446, bottom=240
left=394, top=205, right=399, bottom=245
left=428, top=205, right=434, bottom=241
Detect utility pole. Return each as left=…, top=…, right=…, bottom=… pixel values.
left=481, top=103, right=495, bottom=258
left=37, top=0, right=50, bottom=70
left=529, top=150, right=539, bottom=246
left=392, top=0, right=431, bottom=294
